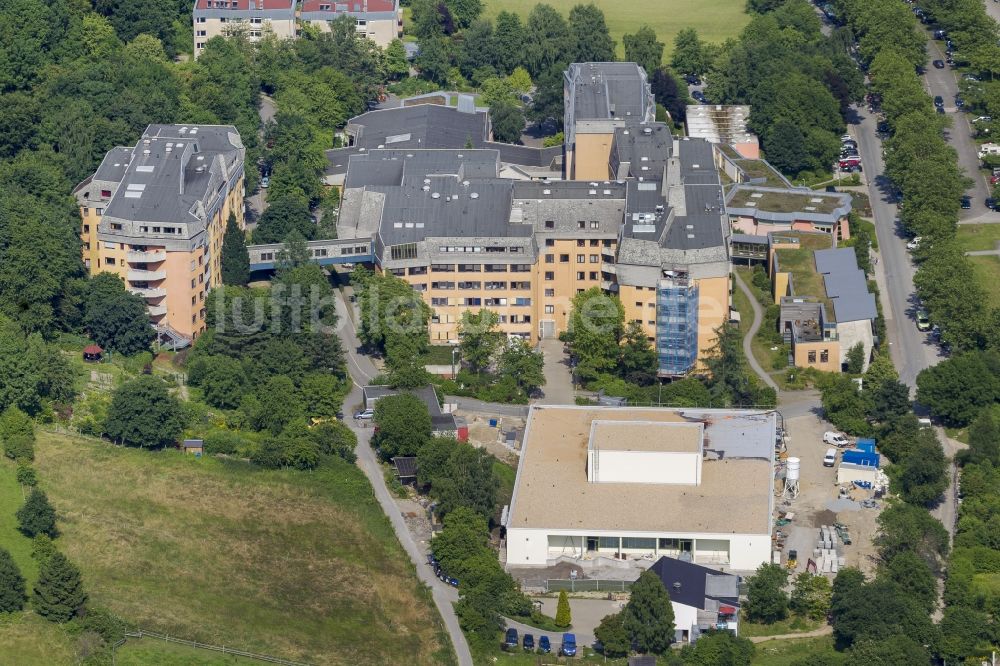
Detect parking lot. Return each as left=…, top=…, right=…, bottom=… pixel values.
left=778, top=412, right=882, bottom=576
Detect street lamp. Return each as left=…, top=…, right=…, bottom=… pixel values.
left=451, top=346, right=458, bottom=379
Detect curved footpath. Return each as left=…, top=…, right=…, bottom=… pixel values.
left=733, top=271, right=780, bottom=392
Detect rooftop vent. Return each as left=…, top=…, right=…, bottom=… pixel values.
left=431, top=192, right=441, bottom=199
left=197, top=155, right=205, bottom=161
left=143, top=149, right=151, bottom=155
left=623, top=129, right=630, bottom=135
left=462, top=180, right=470, bottom=187
left=543, top=189, right=551, bottom=195
left=470, top=193, right=479, bottom=199
left=195, top=166, right=206, bottom=172
left=588, top=189, right=597, bottom=195
left=422, top=185, right=430, bottom=192
left=644, top=127, right=652, bottom=135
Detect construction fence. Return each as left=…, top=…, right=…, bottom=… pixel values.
left=544, top=579, right=634, bottom=593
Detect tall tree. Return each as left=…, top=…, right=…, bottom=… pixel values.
left=671, top=28, right=709, bottom=75
left=745, top=563, right=789, bottom=623
left=16, top=488, right=56, bottom=538
left=493, top=11, right=526, bottom=75
left=488, top=99, right=525, bottom=143
left=0, top=547, right=26, bottom=612
left=373, top=393, right=432, bottom=459
left=622, top=569, right=675, bottom=654
left=83, top=273, right=155, bottom=356
left=568, top=3, right=615, bottom=63
left=497, top=340, right=545, bottom=396
left=623, top=26, right=664, bottom=76
left=764, top=120, right=810, bottom=176
left=620, top=320, right=658, bottom=385
left=458, top=309, right=503, bottom=374
left=221, top=212, right=250, bottom=286
left=651, top=68, right=686, bottom=123
left=524, top=4, right=573, bottom=77
left=103, top=375, right=184, bottom=448
left=555, top=589, right=572, bottom=627
left=566, top=287, right=625, bottom=382
left=33, top=552, right=86, bottom=623
left=252, top=195, right=314, bottom=245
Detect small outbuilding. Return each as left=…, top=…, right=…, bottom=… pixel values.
left=181, top=439, right=204, bottom=457
left=393, top=456, right=418, bottom=486
left=82, top=345, right=104, bottom=362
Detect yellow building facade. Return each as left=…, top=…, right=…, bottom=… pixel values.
left=74, top=125, right=245, bottom=343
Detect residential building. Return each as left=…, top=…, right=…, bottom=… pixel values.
left=814, top=247, right=877, bottom=370
left=504, top=405, right=777, bottom=572
left=726, top=185, right=853, bottom=241
left=300, top=0, right=401, bottom=47
left=686, top=105, right=759, bottom=159
left=74, top=125, right=246, bottom=344
left=563, top=62, right=655, bottom=180
left=649, top=556, right=741, bottom=643
left=192, top=0, right=296, bottom=58
left=779, top=298, right=840, bottom=372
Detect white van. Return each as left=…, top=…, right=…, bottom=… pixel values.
left=918, top=418, right=932, bottom=428
left=823, top=448, right=837, bottom=467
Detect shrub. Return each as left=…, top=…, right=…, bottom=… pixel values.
left=16, top=463, right=37, bottom=486
left=202, top=429, right=253, bottom=456
left=4, top=434, right=34, bottom=462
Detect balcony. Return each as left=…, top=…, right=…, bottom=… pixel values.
left=147, top=303, right=167, bottom=316
left=129, top=287, right=166, bottom=299
left=127, top=249, right=166, bottom=263
left=127, top=269, right=166, bottom=281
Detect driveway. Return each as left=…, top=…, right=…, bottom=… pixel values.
left=537, top=338, right=575, bottom=404
left=335, top=290, right=473, bottom=666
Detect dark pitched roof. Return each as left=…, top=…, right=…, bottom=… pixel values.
left=649, top=556, right=740, bottom=611
left=814, top=247, right=877, bottom=323
left=393, top=456, right=418, bottom=478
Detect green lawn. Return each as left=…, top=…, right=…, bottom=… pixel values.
left=0, top=459, right=38, bottom=586
left=956, top=222, right=1000, bottom=253
left=0, top=614, right=76, bottom=665
left=740, top=616, right=823, bottom=638
left=481, top=0, right=750, bottom=60
left=0, top=430, right=454, bottom=666
left=750, top=636, right=840, bottom=666
left=968, top=255, right=1000, bottom=310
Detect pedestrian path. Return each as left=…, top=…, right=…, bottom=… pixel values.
left=733, top=271, right=779, bottom=392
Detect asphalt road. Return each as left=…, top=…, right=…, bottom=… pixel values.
left=921, top=39, right=996, bottom=221
left=987, top=0, right=1000, bottom=27
left=334, top=291, right=474, bottom=666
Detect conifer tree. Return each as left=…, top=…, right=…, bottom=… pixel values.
left=34, top=552, right=86, bottom=622
left=0, top=548, right=26, bottom=612
left=221, top=212, right=250, bottom=286
left=16, top=488, right=56, bottom=537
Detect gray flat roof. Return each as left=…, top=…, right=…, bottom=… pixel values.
left=611, top=124, right=671, bottom=178
left=566, top=62, right=652, bottom=122
left=346, top=104, right=488, bottom=151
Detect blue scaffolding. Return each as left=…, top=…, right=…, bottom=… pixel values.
left=657, top=278, right=699, bottom=376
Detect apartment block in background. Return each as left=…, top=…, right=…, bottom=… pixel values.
left=563, top=62, right=655, bottom=180
left=74, top=125, right=246, bottom=345
left=192, top=0, right=296, bottom=58
left=300, top=0, right=401, bottom=47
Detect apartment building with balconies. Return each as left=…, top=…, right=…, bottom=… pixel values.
left=192, top=0, right=296, bottom=58
left=300, top=0, right=401, bottom=47
left=74, top=125, right=246, bottom=344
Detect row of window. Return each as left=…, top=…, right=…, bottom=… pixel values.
left=543, top=220, right=602, bottom=230
left=807, top=350, right=831, bottom=363
left=545, top=254, right=601, bottom=264
left=542, top=271, right=600, bottom=281
left=196, top=14, right=265, bottom=22
left=438, top=245, right=525, bottom=254
left=431, top=314, right=531, bottom=325
left=430, top=297, right=531, bottom=306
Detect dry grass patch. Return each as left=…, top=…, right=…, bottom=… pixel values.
left=33, top=430, right=453, bottom=666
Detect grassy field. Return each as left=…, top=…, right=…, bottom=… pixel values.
left=0, top=430, right=454, bottom=666
left=740, top=616, right=823, bottom=638
left=0, top=459, right=38, bottom=586
left=115, top=638, right=261, bottom=665
left=968, top=255, right=1000, bottom=309
left=481, top=0, right=750, bottom=60
left=750, top=636, right=840, bottom=665
left=956, top=222, right=1000, bottom=253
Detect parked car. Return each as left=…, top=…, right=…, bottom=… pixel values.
left=934, top=28, right=947, bottom=39
left=523, top=634, right=535, bottom=651
left=933, top=95, right=944, bottom=108
left=692, top=90, right=707, bottom=103
left=962, top=73, right=980, bottom=82
left=955, top=94, right=965, bottom=108
left=961, top=195, right=971, bottom=209
left=684, top=73, right=701, bottom=85
left=987, top=198, right=999, bottom=211
left=823, top=448, right=838, bottom=467
left=933, top=59, right=945, bottom=69
left=538, top=636, right=551, bottom=653
left=823, top=431, right=850, bottom=447
left=353, top=408, right=374, bottom=420
left=907, top=236, right=922, bottom=250
left=260, top=176, right=270, bottom=188
left=916, top=309, right=931, bottom=331
left=560, top=633, right=577, bottom=657
left=504, top=628, right=519, bottom=651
